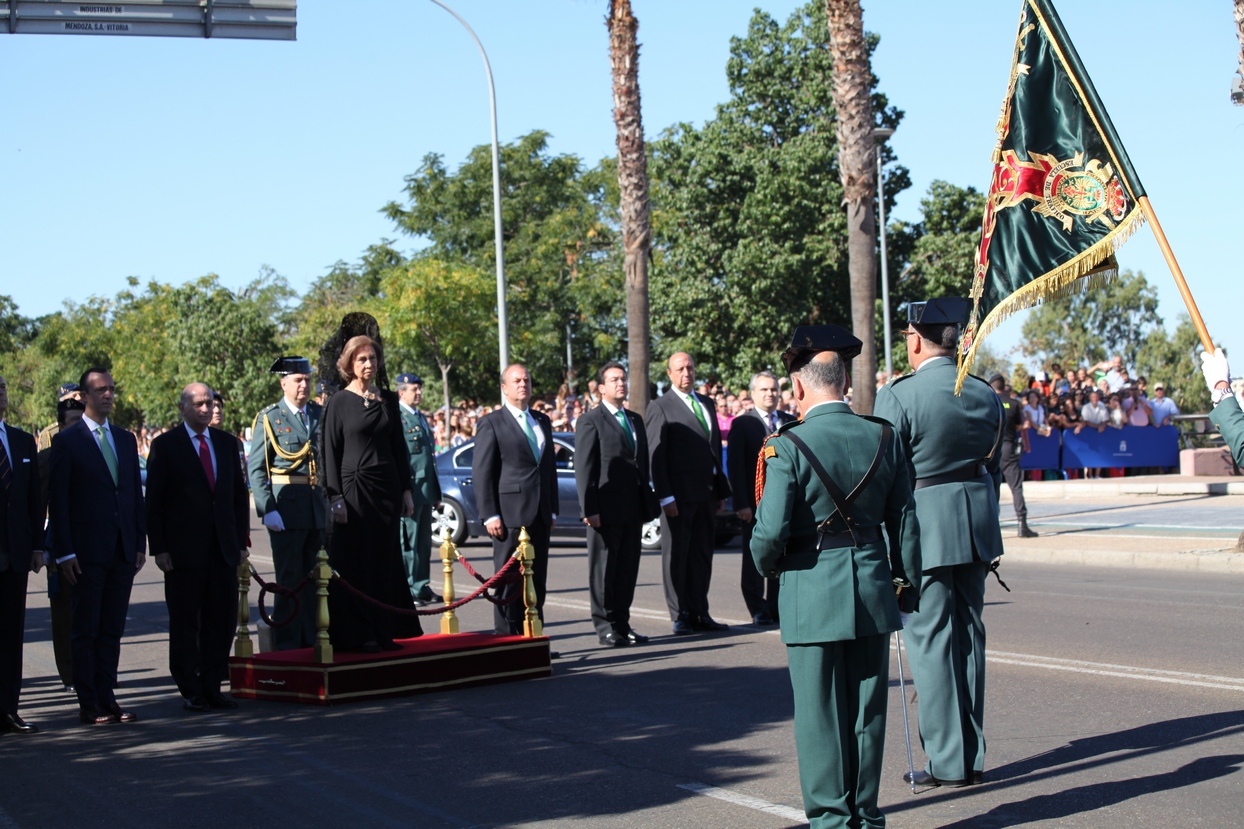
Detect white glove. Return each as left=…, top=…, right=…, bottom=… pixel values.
left=1200, top=348, right=1231, bottom=394
left=899, top=612, right=911, bottom=629
left=262, top=511, right=286, bottom=532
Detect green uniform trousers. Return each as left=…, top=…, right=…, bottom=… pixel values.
left=270, top=528, right=324, bottom=651
left=905, top=560, right=989, bottom=781
left=400, top=504, right=436, bottom=601
left=787, top=633, right=890, bottom=829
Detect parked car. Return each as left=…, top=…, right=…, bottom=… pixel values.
left=432, top=432, right=739, bottom=550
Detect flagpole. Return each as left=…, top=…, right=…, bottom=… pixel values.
left=1136, top=197, right=1214, bottom=353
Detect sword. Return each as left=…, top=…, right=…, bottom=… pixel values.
left=894, top=629, right=917, bottom=793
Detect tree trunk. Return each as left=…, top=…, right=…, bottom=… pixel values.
left=1235, top=0, right=1244, bottom=104
left=607, top=0, right=652, bottom=415
left=826, top=0, right=877, bottom=414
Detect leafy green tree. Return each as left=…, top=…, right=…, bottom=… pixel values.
left=377, top=258, right=497, bottom=416
left=647, top=1, right=906, bottom=390
left=1019, top=269, right=1162, bottom=371
left=882, top=180, right=985, bottom=374
left=0, top=296, right=35, bottom=358
left=1135, top=314, right=1215, bottom=414
left=382, top=131, right=619, bottom=400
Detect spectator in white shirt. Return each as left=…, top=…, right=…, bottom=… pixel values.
left=1081, top=389, right=1110, bottom=432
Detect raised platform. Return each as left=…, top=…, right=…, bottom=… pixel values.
left=229, top=633, right=552, bottom=705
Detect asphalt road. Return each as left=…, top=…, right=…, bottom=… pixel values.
left=3, top=494, right=1242, bottom=828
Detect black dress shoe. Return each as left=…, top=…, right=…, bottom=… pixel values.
left=902, top=769, right=968, bottom=788
left=183, top=695, right=211, bottom=713
left=79, top=706, right=114, bottom=726
left=599, top=632, right=629, bottom=647
left=104, top=702, right=138, bottom=723
left=752, top=612, right=776, bottom=626
left=672, top=618, right=695, bottom=636
left=378, top=640, right=403, bottom=652
left=623, top=630, right=650, bottom=644
left=205, top=692, right=239, bottom=710
left=4, top=713, right=38, bottom=734
left=969, top=771, right=984, bottom=785
left=691, top=615, right=729, bottom=632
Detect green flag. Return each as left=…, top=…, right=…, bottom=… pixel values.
left=958, top=0, right=1147, bottom=390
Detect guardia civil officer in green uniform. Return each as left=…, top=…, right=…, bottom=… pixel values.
left=873, top=297, right=1005, bottom=788
left=752, top=325, right=921, bottom=829
left=396, top=373, right=443, bottom=605
left=248, top=357, right=326, bottom=651
left=1202, top=348, right=1244, bottom=465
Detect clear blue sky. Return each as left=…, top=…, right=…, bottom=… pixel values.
left=3, top=0, right=1240, bottom=375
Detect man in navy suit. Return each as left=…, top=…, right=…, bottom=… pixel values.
left=0, top=373, right=46, bottom=734
left=146, top=384, right=249, bottom=712
left=50, top=367, right=147, bottom=726
left=574, top=362, right=660, bottom=647
left=473, top=364, right=557, bottom=636
left=646, top=352, right=732, bottom=635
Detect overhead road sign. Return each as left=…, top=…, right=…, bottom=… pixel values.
left=1, top=0, right=296, bottom=40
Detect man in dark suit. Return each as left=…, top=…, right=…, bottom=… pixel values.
left=146, top=383, right=249, bottom=712
left=727, top=370, right=795, bottom=626
left=50, top=367, right=146, bottom=726
left=646, top=352, right=732, bottom=635
left=0, top=373, right=46, bottom=734
left=574, top=362, right=660, bottom=647
left=473, top=364, right=557, bottom=635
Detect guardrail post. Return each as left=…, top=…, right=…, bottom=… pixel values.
left=233, top=562, right=254, bottom=658
left=313, top=548, right=333, bottom=664
left=439, top=528, right=460, bottom=635
left=517, top=527, right=542, bottom=638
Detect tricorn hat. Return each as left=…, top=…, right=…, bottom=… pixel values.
left=269, top=356, right=312, bottom=376
left=907, top=296, right=972, bottom=326
left=781, top=324, right=863, bottom=373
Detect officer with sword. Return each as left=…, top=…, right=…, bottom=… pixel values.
left=752, top=325, right=922, bottom=829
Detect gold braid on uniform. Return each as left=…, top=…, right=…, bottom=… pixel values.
left=259, top=411, right=318, bottom=486
left=754, top=433, right=783, bottom=506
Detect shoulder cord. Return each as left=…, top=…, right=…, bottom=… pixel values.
left=260, top=411, right=316, bottom=483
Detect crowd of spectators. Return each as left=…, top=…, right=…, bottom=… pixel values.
left=1002, top=356, right=1180, bottom=479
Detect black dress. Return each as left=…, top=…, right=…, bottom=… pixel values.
left=322, top=389, right=423, bottom=648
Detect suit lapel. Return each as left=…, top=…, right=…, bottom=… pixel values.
left=182, top=426, right=216, bottom=494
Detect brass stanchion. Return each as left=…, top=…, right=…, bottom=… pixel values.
left=439, top=528, right=460, bottom=635
left=233, top=561, right=254, bottom=658
left=313, top=548, right=333, bottom=664
left=517, top=527, right=542, bottom=638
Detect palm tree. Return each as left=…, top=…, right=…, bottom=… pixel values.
left=607, top=0, right=651, bottom=414
left=825, top=0, right=878, bottom=413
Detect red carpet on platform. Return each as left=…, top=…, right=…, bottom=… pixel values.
left=229, top=633, right=552, bottom=705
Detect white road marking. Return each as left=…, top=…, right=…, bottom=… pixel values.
left=678, top=782, right=806, bottom=823
left=986, top=650, right=1244, bottom=693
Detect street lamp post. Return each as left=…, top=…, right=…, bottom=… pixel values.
left=428, top=0, right=509, bottom=377
left=872, top=127, right=895, bottom=380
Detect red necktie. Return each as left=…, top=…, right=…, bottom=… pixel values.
left=198, top=433, right=216, bottom=491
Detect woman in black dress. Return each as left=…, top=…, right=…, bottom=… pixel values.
left=322, top=335, right=422, bottom=651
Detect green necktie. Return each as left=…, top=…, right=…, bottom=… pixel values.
left=519, top=411, right=541, bottom=461
left=615, top=409, right=635, bottom=452
left=687, top=394, right=710, bottom=437
left=96, top=425, right=119, bottom=486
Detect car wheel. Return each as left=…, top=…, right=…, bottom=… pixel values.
left=641, top=518, right=662, bottom=551
left=432, top=498, right=468, bottom=546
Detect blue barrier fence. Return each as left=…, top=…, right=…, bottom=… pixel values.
left=1019, top=425, right=1179, bottom=470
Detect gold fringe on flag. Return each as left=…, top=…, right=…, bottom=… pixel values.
left=955, top=207, right=1146, bottom=393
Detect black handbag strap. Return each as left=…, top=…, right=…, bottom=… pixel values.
left=782, top=422, right=891, bottom=545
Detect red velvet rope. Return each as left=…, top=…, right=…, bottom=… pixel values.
left=330, top=554, right=523, bottom=616
left=249, top=566, right=314, bottom=629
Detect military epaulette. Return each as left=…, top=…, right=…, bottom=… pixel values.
left=858, top=414, right=893, bottom=427
left=963, top=373, right=993, bottom=389
left=888, top=372, right=915, bottom=386
left=773, top=418, right=801, bottom=435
